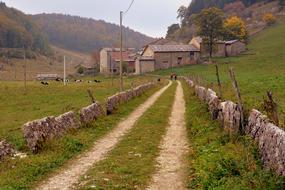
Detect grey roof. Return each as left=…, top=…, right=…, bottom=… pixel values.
left=148, top=45, right=200, bottom=52
left=138, top=56, right=155, bottom=60
left=225, top=40, right=239, bottom=45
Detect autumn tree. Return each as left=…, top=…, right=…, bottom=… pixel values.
left=195, top=7, right=224, bottom=58
left=166, top=24, right=180, bottom=39
left=262, top=13, right=277, bottom=26
left=224, top=16, right=248, bottom=41
left=177, top=6, right=188, bottom=25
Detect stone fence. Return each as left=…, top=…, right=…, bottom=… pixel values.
left=106, top=82, right=155, bottom=114
left=184, top=76, right=285, bottom=176
left=0, top=140, right=15, bottom=160
left=17, top=81, right=156, bottom=154
left=23, top=111, right=79, bottom=153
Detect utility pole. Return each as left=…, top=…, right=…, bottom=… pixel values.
left=120, top=11, right=124, bottom=91
left=63, top=55, right=66, bottom=86
left=23, top=48, right=27, bottom=91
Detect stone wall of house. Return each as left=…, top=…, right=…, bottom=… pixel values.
left=154, top=52, right=196, bottom=70
left=0, top=140, right=15, bottom=160
left=184, top=76, right=285, bottom=176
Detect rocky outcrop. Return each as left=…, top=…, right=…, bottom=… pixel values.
left=23, top=111, right=79, bottom=153
left=0, top=140, right=15, bottom=160
left=80, top=102, right=105, bottom=124
left=246, top=109, right=285, bottom=176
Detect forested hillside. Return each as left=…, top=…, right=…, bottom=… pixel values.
left=32, top=14, right=154, bottom=52
left=0, top=2, right=50, bottom=54
left=187, top=0, right=264, bottom=16
left=167, top=0, right=285, bottom=42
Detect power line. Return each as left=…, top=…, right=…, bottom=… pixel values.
left=123, top=0, right=135, bottom=15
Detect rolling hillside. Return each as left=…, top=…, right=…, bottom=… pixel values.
left=0, top=2, right=50, bottom=54
left=168, top=0, right=285, bottom=42
left=156, top=19, right=285, bottom=123
left=32, top=14, right=154, bottom=52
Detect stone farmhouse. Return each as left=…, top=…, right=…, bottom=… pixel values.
left=189, top=36, right=246, bottom=57
left=100, top=48, right=136, bottom=75
left=135, top=44, right=200, bottom=75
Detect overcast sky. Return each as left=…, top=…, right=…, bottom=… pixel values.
left=1, top=0, right=191, bottom=38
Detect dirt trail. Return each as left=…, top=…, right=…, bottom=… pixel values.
left=147, top=81, right=189, bottom=190
left=36, top=81, right=172, bottom=190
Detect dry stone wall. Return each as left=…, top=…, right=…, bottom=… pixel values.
left=218, top=101, right=241, bottom=134
left=246, top=109, right=285, bottom=175
left=80, top=102, right=105, bottom=124
left=21, top=81, right=155, bottom=153
left=0, top=140, right=15, bottom=160
left=183, top=76, right=285, bottom=176
left=106, top=82, right=155, bottom=114
left=23, top=111, right=79, bottom=153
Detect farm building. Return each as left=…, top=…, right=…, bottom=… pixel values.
left=189, top=37, right=246, bottom=57
left=100, top=48, right=136, bottom=75
left=135, top=44, right=200, bottom=75
left=36, top=74, right=60, bottom=81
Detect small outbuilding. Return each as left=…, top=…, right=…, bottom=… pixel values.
left=189, top=36, right=246, bottom=57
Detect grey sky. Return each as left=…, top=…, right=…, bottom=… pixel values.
left=1, top=0, right=191, bottom=37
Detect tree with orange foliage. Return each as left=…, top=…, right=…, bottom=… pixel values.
left=262, top=13, right=277, bottom=26
left=223, top=16, right=248, bottom=42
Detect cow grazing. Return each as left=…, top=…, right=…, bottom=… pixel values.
left=94, top=80, right=101, bottom=83
left=41, top=81, right=49, bottom=86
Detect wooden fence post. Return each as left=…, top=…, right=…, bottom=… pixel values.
left=87, top=89, right=95, bottom=103
left=215, top=64, right=223, bottom=99
left=229, top=67, right=245, bottom=134
left=265, top=91, right=279, bottom=125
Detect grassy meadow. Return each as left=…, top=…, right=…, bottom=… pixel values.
left=0, top=75, right=156, bottom=149
left=0, top=78, right=164, bottom=189
left=154, top=19, right=285, bottom=125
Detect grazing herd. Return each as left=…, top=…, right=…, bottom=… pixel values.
left=40, top=79, right=102, bottom=86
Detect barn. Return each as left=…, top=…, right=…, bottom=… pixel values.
left=135, top=44, right=200, bottom=75
left=189, top=36, right=246, bottom=57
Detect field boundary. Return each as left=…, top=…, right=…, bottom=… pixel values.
left=183, top=76, right=285, bottom=176
left=36, top=81, right=172, bottom=190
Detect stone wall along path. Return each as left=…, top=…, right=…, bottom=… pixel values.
left=36, top=81, right=172, bottom=190
left=147, top=81, right=189, bottom=190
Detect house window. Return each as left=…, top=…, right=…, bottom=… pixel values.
left=190, top=52, right=194, bottom=60
left=177, top=57, right=183, bottom=65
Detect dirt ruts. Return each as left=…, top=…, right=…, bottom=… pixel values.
left=147, top=81, right=189, bottom=190
left=36, top=81, right=172, bottom=190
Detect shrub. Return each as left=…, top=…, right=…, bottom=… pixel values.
left=263, top=13, right=277, bottom=26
